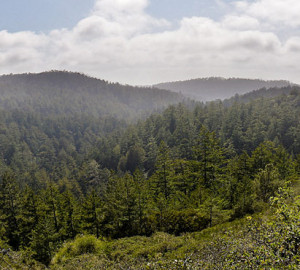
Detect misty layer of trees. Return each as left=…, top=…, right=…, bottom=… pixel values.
left=0, top=71, right=183, bottom=119
left=0, top=74, right=299, bottom=266
left=154, top=77, right=292, bottom=101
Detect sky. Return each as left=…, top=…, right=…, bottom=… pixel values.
left=0, top=0, right=300, bottom=85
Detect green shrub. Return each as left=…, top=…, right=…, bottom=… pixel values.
left=51, top=235, right=106, bottom=265
left=164, top=209, right=210, bottom=235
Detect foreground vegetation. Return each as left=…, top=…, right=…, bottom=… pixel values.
left=0, top=82, right=299, bottom=268
left=1, top=182, right=299, bottom=269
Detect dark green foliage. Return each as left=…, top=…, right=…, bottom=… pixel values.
left=0, top=249, right=46, bottom=269
left=0, top=78, right=299, bottom=268
left=254, top=164, right=281, bottom=203
left=192, top=126, right=226, bottom=188
left=50, top=187, right=300, bottom=269
left=227, top=152, right=254, bottom=217
left=81, top=190, right=103, bottom=238
left=18, top=186, right=39, bottom=247
left=30, top=214, right=58, bottom=264
left=124, top=145, right=145, bottom=173
left=151, top=141, right=173, bottom=199
left=162, top=209, right=209, bottom=235
left=0, top=171, right=20, bottom=248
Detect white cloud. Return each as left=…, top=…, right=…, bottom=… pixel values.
left=235, top=0, right=300, bottom=27
left=0, top=0, right=300, bottom=84
left=91, top=0, right=169, bottom=36
left=0, top=30, right=48, bottom=72
left=0, top=30, right=46, bottom=48
left=93, top=0, right=148, bottom=15
left=284, top=37, right=300, bottom=52
left=222, top=15, right=260, bottom=30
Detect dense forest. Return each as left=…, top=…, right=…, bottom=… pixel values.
left=0, top=71, right=183, bottom=119
left=154, top=77, right=292, bottom=101
left=0, top=75, right=300, bottom=269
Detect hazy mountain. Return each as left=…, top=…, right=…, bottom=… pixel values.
left=154, top=77, right=293, bottom=101
left=0, top=71, right=183, bottom=119
left=223, top=85, right=300, bottom=106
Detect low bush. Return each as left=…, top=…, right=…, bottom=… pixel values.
left=51, top=235, right=106, bottom=265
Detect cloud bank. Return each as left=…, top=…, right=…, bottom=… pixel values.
left=0, top=0, right=300, bottom=85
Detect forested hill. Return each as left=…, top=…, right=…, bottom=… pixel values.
left=154, top=77, right=292, bottom=101
left=0, top=71, right=183, bottom=119
left=0, top=81, right=299, bottom=268
left=223, top=85, right=300, bottom=106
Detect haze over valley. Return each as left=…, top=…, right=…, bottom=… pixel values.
left=0, top=0, right=300, bottom=269
left=154, top=77, right=294, bottom=101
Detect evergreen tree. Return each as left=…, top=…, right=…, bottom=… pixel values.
left=254, top=164, right=281, bottom=203
left=81, top=189, right=103, bottom=238
left=0, top=171, right=20, bottom=248
left=151, top=141, right=173, bottom=199
left=193, top=126, right=226, bottom=188
left=57, top=190, right=78, bottom=240
left=18, top=186, right=39, bottom=247
left=227, top=152, right=253, bottom=217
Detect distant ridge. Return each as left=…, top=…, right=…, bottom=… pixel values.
left=222, top=85, right=300, bottom=107
left=154, top=77, right=293, bottom=101
left=0, top=71, right=183, bottom=119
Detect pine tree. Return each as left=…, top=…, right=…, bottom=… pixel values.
left=254, top=164, right=281, bottom=203
left=192, top=127, right=227, bottom=226
left=151, top=141, right=173, bottom=199
left=81, top=189, right=103, bottom=238
left=193, top=126, right=226, bottom=188
left=18, top=186, right=39, bottom=247
left=57, top=190, right=78, bottom=240
left=0, top=171, right=20, bottom=248
left=227, top=152, right=253, bottom=217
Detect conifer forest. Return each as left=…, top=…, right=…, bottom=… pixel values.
left=0, top=71, right=300, bottom=269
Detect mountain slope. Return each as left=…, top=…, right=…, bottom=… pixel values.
left=0, top=71, right=183, bottom=119
left=154, top=77, right=292, bottom=101
left=223, top=85, right=300, bottom=106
